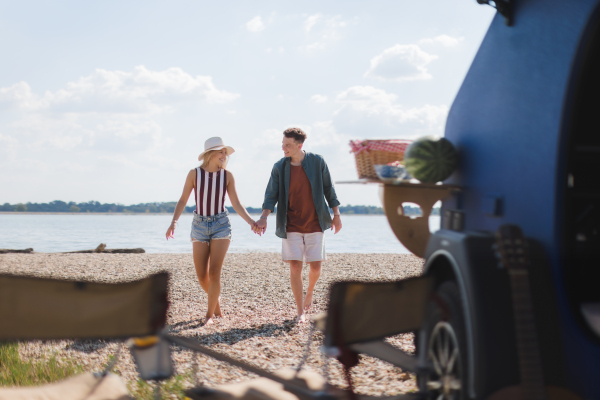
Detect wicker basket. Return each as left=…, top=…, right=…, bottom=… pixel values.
left=351, top=140, right=409, bottom=179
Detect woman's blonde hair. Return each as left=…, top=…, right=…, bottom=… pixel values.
left=200, top=149, right=229, bottom=169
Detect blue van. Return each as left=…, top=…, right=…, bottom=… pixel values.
left=418, top=0, right=600, bottom=398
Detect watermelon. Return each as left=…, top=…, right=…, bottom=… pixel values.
left=404, top=136, right=458, bottom=183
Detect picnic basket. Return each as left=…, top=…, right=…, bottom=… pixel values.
left=349, top=139, right=412, bottom=179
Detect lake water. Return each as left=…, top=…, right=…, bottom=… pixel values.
left=0, top=214, right=440, bottom=254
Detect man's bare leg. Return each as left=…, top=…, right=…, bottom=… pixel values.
left=192, top=241, right=222, bottom=319
left=204, top=239, right=230, bottom=324
left=289, top=260, right=306, bottom=323
left=303, top=261, right=321, bottom=311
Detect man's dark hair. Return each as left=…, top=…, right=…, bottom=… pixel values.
left=283, top=127, right=307, bottom=144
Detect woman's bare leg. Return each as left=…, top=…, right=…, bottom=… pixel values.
left=205, top=239, right=230, bottom=323
left=192, top=241, right=222, bottom=317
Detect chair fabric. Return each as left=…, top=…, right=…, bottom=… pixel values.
left=324, top=276, right=434, bottom=346
left=0, top=273, right=169, bottom=340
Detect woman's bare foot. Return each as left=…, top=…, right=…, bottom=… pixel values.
left=303, top=291, right=314, bottom=311
left=296, top=313, right=307, bottom=324
left=204, top=317, right=214, bottom=326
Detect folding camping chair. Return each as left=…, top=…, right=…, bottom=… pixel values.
left=318, top=277, right=434, bottom=398
left=174, top=275, right=434, bottom=400
left=0, top=272, right=169, bottom=400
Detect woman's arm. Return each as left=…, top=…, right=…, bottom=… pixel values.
left=166, top=169, right=196, bottom=240
left=226, top=170, right=256, bottom=226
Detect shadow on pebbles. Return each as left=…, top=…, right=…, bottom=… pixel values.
left=0, top=252, right=424, bottom=396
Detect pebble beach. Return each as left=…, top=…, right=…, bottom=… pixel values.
left=0, top=252, right=424, bottom=397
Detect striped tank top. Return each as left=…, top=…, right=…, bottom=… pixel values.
left=194, top=167, right=228, bottom=216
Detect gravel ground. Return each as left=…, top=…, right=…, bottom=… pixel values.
left=0, top=253, right=424, bottom=397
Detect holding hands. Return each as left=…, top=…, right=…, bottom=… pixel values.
left=251, top=217, right=267, bottom=236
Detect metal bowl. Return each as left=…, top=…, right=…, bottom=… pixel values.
left=374, top=164, right=409, bottom=181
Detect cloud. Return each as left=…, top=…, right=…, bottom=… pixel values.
left=0, top=66, right=237, bottom=170
left=0, top=82, right=46, bottom=111
left=419, top=34, right=464, bottom=47
left=1, top=66, right=240, bottom=115
left=246, top=16, right=265, bottom=33
left=8, top=111, right=169, bottom=155
left=252, top=128, right=283, bottom=147
left=303, top=121, right=346, bottom=147
left=251, top=122, right=346, bottom=157
left=246, top=122, right=350, bottom=189
left=364, top=44, right=438, bottom=82
left=304, top=13, right=322, bottom=32
left=310, top=94, right=328, bottom=103
left=301, top=15, right=353, bottom=52
left=335, top=85, right=449, bottom=129
left=9, top=113, right=86, bottom=150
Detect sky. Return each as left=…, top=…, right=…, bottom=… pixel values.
left=0, top=1, right=496, bottom=208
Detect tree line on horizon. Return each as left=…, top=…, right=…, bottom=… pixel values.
left=0, top=200, right=438, bottom=216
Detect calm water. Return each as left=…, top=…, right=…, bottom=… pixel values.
left=0, top=214, right=440, bottom=254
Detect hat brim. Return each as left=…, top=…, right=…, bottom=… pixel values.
left=198, top=145, right=235, bottom=161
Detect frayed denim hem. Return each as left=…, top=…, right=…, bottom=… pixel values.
left=190, top=237, right=231, bottom=244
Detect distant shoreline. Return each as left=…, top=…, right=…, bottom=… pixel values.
left=0, top=212, right=171, bottom=215
left=1, top=202, right=411, bottom=215
left=0, top=212, right=401, bottom=216
left=0, top=212, right=258, bottom=216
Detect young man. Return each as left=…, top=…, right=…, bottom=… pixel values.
left=254, top=127, right=342, bottom=323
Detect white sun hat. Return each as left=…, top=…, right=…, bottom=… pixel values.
left=197, top=137, right=235, bottom=160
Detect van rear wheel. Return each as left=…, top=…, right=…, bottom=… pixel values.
left=418, top=281, right=467, bottom=400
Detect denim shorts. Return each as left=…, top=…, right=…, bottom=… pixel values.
left=190, top=210, right=232, bottom=244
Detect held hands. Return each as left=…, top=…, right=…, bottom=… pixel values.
left=250, top=220, right=261, bottom=236
left=252, top=218, right=267, bottom=236
left=331, top=215, right=342, bottom=234
left=250, top=220, right=260, bottom=235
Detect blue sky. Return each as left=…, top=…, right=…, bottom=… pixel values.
left=0, top=1, right=495, bottom=207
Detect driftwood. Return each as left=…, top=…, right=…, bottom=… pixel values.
left=0, top=248, right=34, bottom=254
left=63, top=243, right=107, bottom=254
left=102, top=248, right=145, bottom=254
left=2, top=244, right=145, bottom=254
left=62, top=244, right=145, bottom=254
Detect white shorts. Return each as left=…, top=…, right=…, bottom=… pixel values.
left=282, top=232, right=326, bottom=262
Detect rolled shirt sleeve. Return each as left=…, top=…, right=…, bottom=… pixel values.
left=321, top=160, right=341, bottom=209
left=262, top=165, right=280, bottom=212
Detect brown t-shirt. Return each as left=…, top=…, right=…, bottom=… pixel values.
left=286, top=165, right=322, bottom=233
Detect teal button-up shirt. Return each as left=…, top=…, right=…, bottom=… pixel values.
left=262, top=152, right=341, bottom=239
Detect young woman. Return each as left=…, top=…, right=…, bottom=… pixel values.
left=166, top=137, right=257, bottom=325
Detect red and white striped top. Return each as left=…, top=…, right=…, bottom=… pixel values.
left=194, top=167, right=228, bottom=216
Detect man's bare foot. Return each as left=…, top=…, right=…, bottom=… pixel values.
left=204, top=317, right=214, bottom=326
left=296, top=313, right=307, bottom=324
left=303, top=292, right=314, bottom=311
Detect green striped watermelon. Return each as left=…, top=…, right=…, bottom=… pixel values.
left=404, top=136, right=458, bottom=183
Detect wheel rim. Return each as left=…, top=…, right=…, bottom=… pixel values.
left=426, top=321, right=462, bottom=400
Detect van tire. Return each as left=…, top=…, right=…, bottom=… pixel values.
left=417, top=281, right=468, bottom=399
